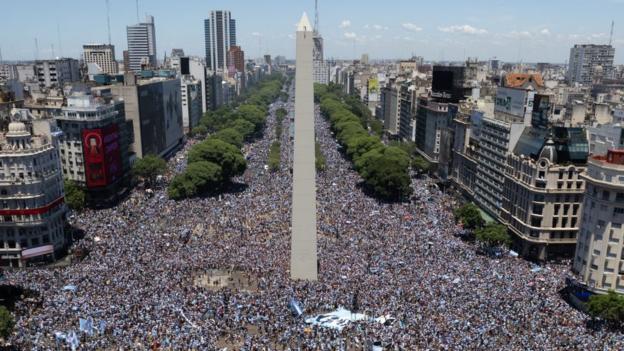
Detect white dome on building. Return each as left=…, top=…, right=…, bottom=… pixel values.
left=6, top=122, right=30, bottom=137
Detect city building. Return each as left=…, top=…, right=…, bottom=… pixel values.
left=0, top=117, right=67, bottom=267
left=35, top=59, right=80, bottom=88
left=574, top=149, right=624, bottom=294
left=381, top=83, right=400, bottom=136
left=111, top=72, right=183, bottom=158
left=502, top=127, right=588, bottom=260
left=204, top=10, right=236, bottom=71
left=228, top=46, right=245, bottom=73
left=567, top=44, right=615, bottom=85
left=473, top=74, right=543, bottom=218
left=588, top=124, right=624, bottom=156
left=181, top=77, right=202, bottom=132
left=126, top=15, right=157, bottom=72
left=83, top=44, right=118, bottom=75
left=54, top=92, right=132, bottom=197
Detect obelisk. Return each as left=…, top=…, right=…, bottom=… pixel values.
left=290, top=12, right=317, bottom=281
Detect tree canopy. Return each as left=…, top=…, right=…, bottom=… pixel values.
left=64, top=180, right=86, bottom=211
left=133, top=154, right=167, bottom=185
left=0, top=306, right=14, bottom=339
left=587, top=290, right=624, bottom=326
left=168, top=161, right=223, bottom=200
left=455, top=203, right=485, bottom=230
left=211, top=128, right=244, bottom=148
left=475, top=224, right=511, bottom=247
left=187, top=139, right=246, bottom=179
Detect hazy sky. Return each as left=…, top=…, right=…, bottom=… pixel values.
left=2, top=0, right=623, bottom=63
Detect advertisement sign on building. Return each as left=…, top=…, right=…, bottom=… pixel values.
left=82, top=124, right=121, bottom=188
left=495, top=87, right=535, bottom=118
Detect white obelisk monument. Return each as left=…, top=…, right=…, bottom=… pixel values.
left=290, top=13, right=318, bottom=281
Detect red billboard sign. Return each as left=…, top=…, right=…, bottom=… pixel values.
left=82, top=124, right=122, bottom=188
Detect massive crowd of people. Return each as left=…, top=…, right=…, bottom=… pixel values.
left=5, top=84, right=624, bottom=350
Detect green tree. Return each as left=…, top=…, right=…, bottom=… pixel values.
left=276, top=108, right=288, bottom=121
left=168, top=161, right=223, bottom=200
left=412, top=155, right=431, bottom=174
left=132, top=154, right=167, bottom=186
left=238, top=104, right=267, bottom=131
left=587, top=291, right=624, bottom=326
left=191, top=125, right=208, bottom=137
left=64, top=180, right=86, bottom=211
left=268, top=142, right=281, bottom=172
left=187, top=139, right=246, bottom=179
left=315, top=142, right=327, bottom=171
left=211, top=128, right=244, bottom=148
left=227, top=118, right=256, bottom=139
left=345, top=135, right=384, bottom=162
left=370, top=119, right=384, bottom=136
left=475, top=224, right=511, bottom=247
left=0, top=306, right=14, bottom=339
left=454, top=203, right=485, bottom=230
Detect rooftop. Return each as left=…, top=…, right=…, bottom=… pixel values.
left=504, top=73, right=544, bottom=89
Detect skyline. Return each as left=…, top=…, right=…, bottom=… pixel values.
left=1, top=0, right=624, bottom=64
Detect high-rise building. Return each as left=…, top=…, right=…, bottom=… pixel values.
left=35, top=59, right=80, bottom=88
left=55, top=92, right=132, bottom=197
left=180, top=77, right=202, bottom=132
left=204, top=10, right=236, bottom=71
left=111, top=72, right=184, bottom=158
left=0, top=117, right=67, bottom=267
left=228, top=46, right=245, bottom=73
left=126, top=15, right=157, bottom=72
left=567, top=44, right=615, bottom=85
left=83, top=44, right=118, bottom=75
left=574, top=149, right=624, bottom=294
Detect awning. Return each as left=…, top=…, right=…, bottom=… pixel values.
left=21, top=245, right=54, bottom=260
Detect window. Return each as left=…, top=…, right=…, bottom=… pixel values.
left=617, top=193, right=624, bottom=203
left=603, top=190, right=610, bottom=201
left=554, top=204, right=561, bottom=215
left=615, top=208, right=624, bottom=215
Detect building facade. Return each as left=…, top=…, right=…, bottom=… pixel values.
left=181, top=77, right=202, bottom=132
left=0, top=119, right=67, bottom=267
left=567, top=44, right=615, bottom=85
left=55, top=93, right=131, bottom=196
left=204, top=10, right=236, bottom=71
left=111, top=73, right=183, bottom=159
left=227, top=46, right=245, bottom=73
left=502, top=128, right=588, bottom=260
left=83, top=44, right=118, bottom=75
left=574, top=150, right=624, bottom=294
left=35, top=59, right=80, bottom=88
left=126, top=15, right=157, bottom=72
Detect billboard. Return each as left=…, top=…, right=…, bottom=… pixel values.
left=82, top=124, right=122, bottom=188
left=368, top=78, right=379, bottom=94
left=495, top=87, right=535, bottom=118
left=431, top=66, right=466, bottom=103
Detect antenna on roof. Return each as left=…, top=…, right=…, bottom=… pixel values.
left=135, top=0, right=140, bottom=22
left=0, top=47, right=3, bottom=64
left=35, top=38, right=39, bottom=61
left=314, top=0, right=319, bottom=34
left=106, top=0, right=112, bottom=44
left=609, top=20, right=614, bottom=46
left=51, top=44, right=55, bottom=59
left=56, top=23, right=64, bottom=57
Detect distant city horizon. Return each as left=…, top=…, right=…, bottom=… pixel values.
left=2, top=0, right=624, bottom=64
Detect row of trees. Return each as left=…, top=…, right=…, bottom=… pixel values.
left=169, top=75, right=285, bottom=199
left=454, top=203, right=511, bottom=248
left=316, top=85, right=412, bottom=200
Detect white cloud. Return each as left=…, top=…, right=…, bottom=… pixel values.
left=507, top=30, right=532, bottom=39
left=288, top=34, right=295, bottom=40
left=439, top=24, right=487, bottom=34
left=251, top=32, right=262, bottom=37
left=402, top=23, right=423, bottom=32
left=344, top=32, right=357, bottom=39
left=540, top=28, right=551, bottom=36
left=373, top=24, right=388, bottom=31
left=339, top=20, right=351, bottom=29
